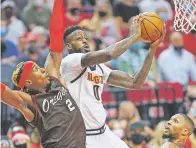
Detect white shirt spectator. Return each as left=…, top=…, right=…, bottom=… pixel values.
left=138, top=0, right=173, bottom=20
left=158, top=46, right=196, bottom=85
left=5, top=16, right=26, bottom=45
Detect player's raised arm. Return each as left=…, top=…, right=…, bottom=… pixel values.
left=0, top=82, right=34, bottom=122
left=107, top=28, right=166, bottom=89
left=45, top=0, right=65, bottom=79
left=80, top=15, right=142, bottom=68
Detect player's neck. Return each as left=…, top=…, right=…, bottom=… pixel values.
left=169, top=138, right=185, bottom=146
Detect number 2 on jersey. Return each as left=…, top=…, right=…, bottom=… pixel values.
left=93, top=85, right=100, bottom=101
left=65, top=99, right=75, bottom=111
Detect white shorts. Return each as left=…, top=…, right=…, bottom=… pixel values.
left=86, top=125, right=129, bottom=148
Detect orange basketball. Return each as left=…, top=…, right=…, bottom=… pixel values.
left=141, top=12, right=164, bottom=43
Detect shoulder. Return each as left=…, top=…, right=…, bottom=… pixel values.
left=61, top=53, right=83, bottom=67
left=158, top=48, right=172, bottom=60
left=183, top=50, right=194, bottom=58
left=62, top=53, right=85, bottom=62
left=60, top=53, right=85, bottom=75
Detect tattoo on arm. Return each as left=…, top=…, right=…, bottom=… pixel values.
left=107, top=50, right=154, bottom=89
left=81, top=36, right=136, bottom=67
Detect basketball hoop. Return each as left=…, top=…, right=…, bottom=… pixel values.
left=173, top=0, right=196, bottom=34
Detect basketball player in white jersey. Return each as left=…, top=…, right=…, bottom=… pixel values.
left=60, top=15, right=166, bottom=148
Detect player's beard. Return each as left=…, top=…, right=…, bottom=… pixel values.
left=162, top=133, right=176, bottom=140
left=70, top=47, right=89, bottom=53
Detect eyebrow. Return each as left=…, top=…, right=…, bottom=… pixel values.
left=176, top=118, right=180, bottom=122
left=172, top=116, right=180, bottom=122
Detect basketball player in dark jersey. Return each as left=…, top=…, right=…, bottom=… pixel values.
left=0, top=0, right=86, bottom=147
left=161, top=114, right=194, bottom=148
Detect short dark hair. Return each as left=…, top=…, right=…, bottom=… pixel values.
left=180, top=114, right=195, bottom=135
left=63, top=26, right=83, bottom=43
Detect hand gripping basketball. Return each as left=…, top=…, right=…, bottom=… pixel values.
left=129, top=14, right=144, bottom=43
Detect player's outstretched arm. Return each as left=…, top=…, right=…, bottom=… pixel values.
left=106, top=28, right=166, bottom=89
left=0, top=82, right=34, bottom=122
left=45, top=0, right=65, bottom=79
left=80, top=15, right=142, bottom=68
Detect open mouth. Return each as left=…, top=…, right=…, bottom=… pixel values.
left=164, top=126, right=170, bottom=132
left=84, top=45, right=89, bottom=49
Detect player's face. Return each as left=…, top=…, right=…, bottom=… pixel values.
left=67, top=30, right=90, bottom=53
left=26, top=63, right=50, bottom=90
left=163, top=114, right=185, bottom=139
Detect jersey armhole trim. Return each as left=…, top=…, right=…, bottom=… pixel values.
left=97, top=65, right=104, bottom=74
left=70, top=68, right=87, bottom=83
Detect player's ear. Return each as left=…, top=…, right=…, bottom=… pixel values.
left=25, top=80, right=32, bottom=87
left=182, top=129, right=188, bottom=136
left=65, top=43, right=72, bottom=51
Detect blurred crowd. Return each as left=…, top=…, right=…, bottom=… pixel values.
left=1, top=0, right=196, bottom=148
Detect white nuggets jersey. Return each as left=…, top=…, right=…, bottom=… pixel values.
left=60, top=53, right=112, bottom=129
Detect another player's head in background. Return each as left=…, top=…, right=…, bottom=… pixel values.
left=163, top=114, right=194, bottom=143
left=12, top=61, right=50, bottom=92
left=63, top=26, right=90, bottom=54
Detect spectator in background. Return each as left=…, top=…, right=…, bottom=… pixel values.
left=31, top=26, right=50, bottom=67
left=139, top=0, right=173, bottom=20
left=148, top=121, right=167, bottom=148
left=1, top=14, right=19, bottom=64
left=118, top=101, right=141, bottom=129
left=79, top=0, right=119, bottom=47
left=44, top=0, right=55, bottom=10
left=127, top=122, right=148, bottom=148
left=16, top=45, right=41, bottom=65
left=0, top=136, right=12, bottom=148
left=31, top=26, right=48, bottom=52
left=108, top=119, right=126, bottom=141
left=30, top=129, right=42, bottom=148
left=154, top=6, right=174, bottom=58
left=113, top=0, right=140, bottom=39
left=22, top=0, right=51, bottom=29
left=64, top=0, right=85, bottom=28
left=93, top=0, right=119, bottom=46
left=11, top=131, right=30, bottom=148
left=1, top=0, right=26, bottom=46
left=158, top=31, right=196, bottom=86
left=95, top=0, right=119, bottom=46
left=109, top=42, right=160, bottom=87
left=129, top=43, right=160, bottom=87
left=13, top=0, right=29, bottom=12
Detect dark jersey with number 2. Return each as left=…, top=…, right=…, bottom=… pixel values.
left=28, top=77, right=86, bottom=148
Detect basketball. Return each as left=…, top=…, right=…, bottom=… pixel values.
left=141, top=12, right=164, bottom=43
